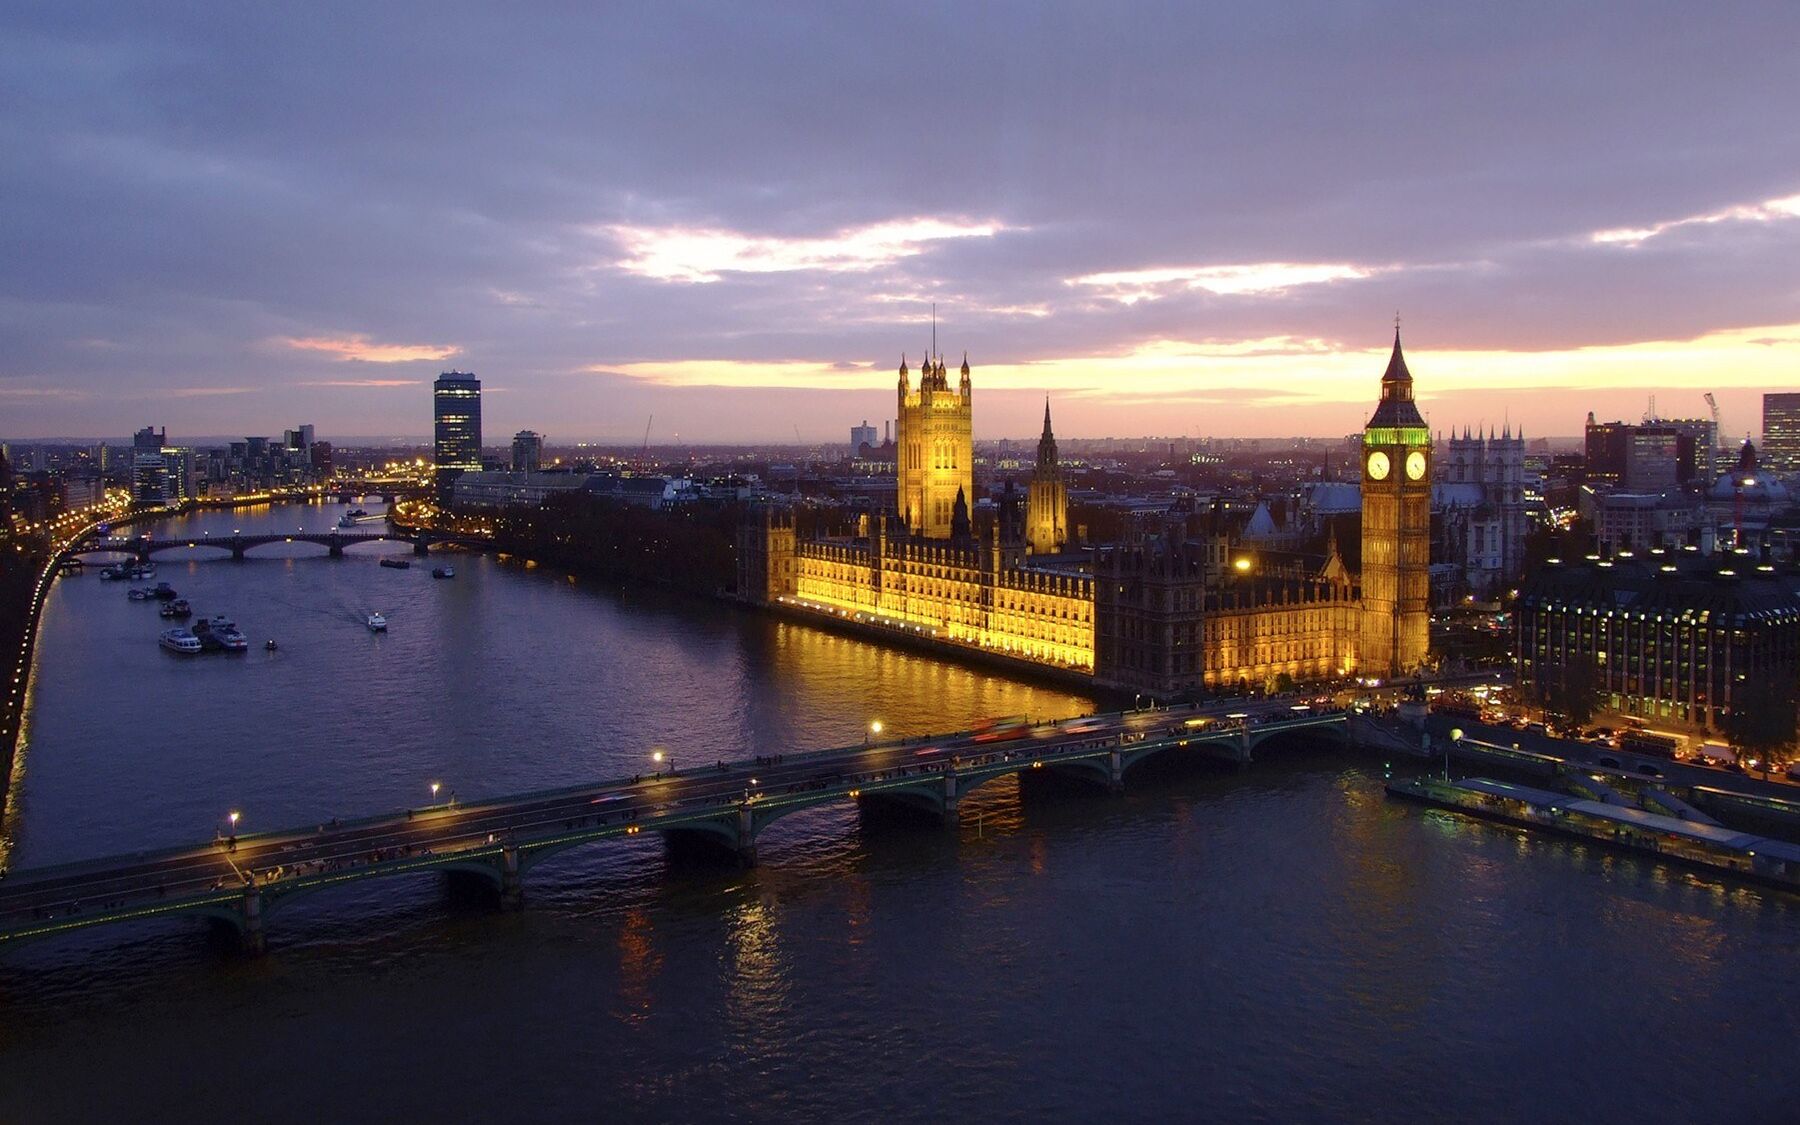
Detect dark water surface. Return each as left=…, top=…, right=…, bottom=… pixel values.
left=1, top=503, right=1795, bottom=1123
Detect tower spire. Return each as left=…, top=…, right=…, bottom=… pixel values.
left=1043, top=397, right=1053, bottom=436
left=931, top=302, right=937, bottom=362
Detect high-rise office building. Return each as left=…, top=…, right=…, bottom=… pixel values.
left=511, top=430, right=543, bottom=473
left=850, top=420, right=878, bottom=453
left=131, top=425, right=168, bottom=506
left=160, top=446, right=196, bottom=503
left=1583, top=414, right=1630, bottom=485
left=132, top=453, right=167, bottom=505
left=433, top=371, right=482, bottom=503
left=1763, top=393, right=1800, bottom=470
left=1623, top=431, right=1679, bottom=493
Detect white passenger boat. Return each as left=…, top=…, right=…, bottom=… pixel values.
left=159, top=628, right=203, bottom=654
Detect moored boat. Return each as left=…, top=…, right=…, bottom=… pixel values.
left=379, top=557, right=411, bottom=569
left=159, top=628, right=203, bottom=654
left=366, top=612, right=388, bottom=632
left=127, top=587, right=152, bottom=601
left=431, top=565, right=455, bottom=579
left=193, top=615, right=249, bottom=652
left=153, top=582, right=177, bottom=600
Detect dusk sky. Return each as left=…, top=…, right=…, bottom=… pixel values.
left=3, top=3, right=1798, bottom=444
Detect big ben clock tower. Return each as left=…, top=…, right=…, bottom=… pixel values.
left=1359, top=325, right=1431, bottom=678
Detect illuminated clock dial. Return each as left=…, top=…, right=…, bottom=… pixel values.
left=1405, top=450, right=1427, bottom=480
left=1366, top=451, right=1391, bottom=481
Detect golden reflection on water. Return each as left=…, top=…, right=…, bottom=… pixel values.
left=615, top=906, right=664, bottom=1025
left=724, top=896, right=791, bottom=1037
left=763, top=621, right=1093, bottom=740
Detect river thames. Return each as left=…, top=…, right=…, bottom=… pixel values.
left=1, top=503, right=1795, bottom=1123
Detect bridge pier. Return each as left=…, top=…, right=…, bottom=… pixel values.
left=1109, top=749, right=1126, bottom=794
left=240, top=885, right=267, bottom=954
left=231, top=542, right=247, bottom=561
left=413, top=540, right=431, bottom=556
left=499, top=845, right=524, bottom=910
left=735, top=807, right=758, bottom=867
left=329, top=542, right=344, bottom=558
left=941, top=773, right=960, bottom=827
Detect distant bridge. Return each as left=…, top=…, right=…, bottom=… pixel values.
left=0, top=702, right=1344, bottom=953
left=64, top=528, right=487, bottom=561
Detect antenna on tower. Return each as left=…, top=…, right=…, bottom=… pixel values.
left=932, top=302, right=937, bottom=360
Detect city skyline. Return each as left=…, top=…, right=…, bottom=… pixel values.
left=3, top=5, right=1798, bottom=442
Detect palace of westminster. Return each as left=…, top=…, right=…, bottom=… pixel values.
left=739, top=330, right=1433, bottom=696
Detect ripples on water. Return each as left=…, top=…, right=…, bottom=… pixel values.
left=1, top=503, right=1796, bottom=1123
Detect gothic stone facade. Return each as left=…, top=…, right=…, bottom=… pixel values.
left=738, top=329, right=1441, bottom=696
left=896, top=353, right=974, bottom=540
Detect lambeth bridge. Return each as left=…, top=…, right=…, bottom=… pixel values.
left=0, top=700, right=1344, bottom=953
left=65, top=528, right=486, bottom=561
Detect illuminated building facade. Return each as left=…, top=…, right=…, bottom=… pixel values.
left=1359, top=329, right=1432, bottom=678
left=738, top=328, right=1445, bottom=695
left=1094, top=534, right=1360, bottom=695
left=1026, top=400, right=1069, bottom=556
left=1763, top=393, right=1800, bottom=471
left=433, top=371, right=482, bottom=504
left=742, top=506, right=1095, bottom=671
left=1516, top=548, right=1800, bottom=734
left=896, top=353, right=973, bottom=539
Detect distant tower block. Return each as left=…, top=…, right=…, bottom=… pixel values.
left=1027, top=399, right=1068, bottom=555
left=896, top=350, right=974, bottom=539
left=1359, top=327, right=1432, bottom=678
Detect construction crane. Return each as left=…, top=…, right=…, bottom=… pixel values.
left=1704, top=391, right=1723, bottom=443
left=639, top=414, right=653, bottom=466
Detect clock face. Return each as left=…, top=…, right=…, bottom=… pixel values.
left=1366, top=451, right=1391, bottom=481
left=1405, top=450, right=1428, bottom=480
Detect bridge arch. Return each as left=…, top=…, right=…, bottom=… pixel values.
left=141, top=541, right=237, bottom=560
left=257, top=852, right=504, bottom=921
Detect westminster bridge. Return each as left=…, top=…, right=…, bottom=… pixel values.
left=63, top=528, right=487, bottom=561
left=0, top=700, right=1344, bottom=953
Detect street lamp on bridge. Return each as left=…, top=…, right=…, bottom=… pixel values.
left=430, top=781, right=441, bottom=803
left=652, top=749, right=673, bottom=777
